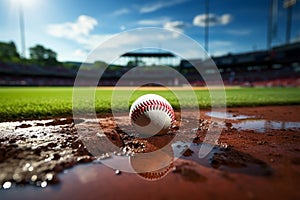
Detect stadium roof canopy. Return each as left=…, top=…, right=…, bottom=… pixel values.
left=121, top=52, right=175, bottom=58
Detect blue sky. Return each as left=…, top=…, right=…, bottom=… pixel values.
left=0, top=0, right=299, bottom=62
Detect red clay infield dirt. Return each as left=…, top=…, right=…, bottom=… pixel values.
left=0, top=105, right=300, bottom=199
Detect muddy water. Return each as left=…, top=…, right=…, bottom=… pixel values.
left=233, top=120, right=300, bottom=132
left=206, top=111, right=256, bottom=120
left=206, top=111, right=300, bottom=133
left=172, top=141, right=272, bottom=176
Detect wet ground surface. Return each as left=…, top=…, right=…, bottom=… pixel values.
left=0, top=105, right=300, bottom=199
left=0, top=119, right=93, bottom=188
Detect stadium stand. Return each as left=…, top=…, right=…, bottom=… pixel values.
left=0, top=42, right=299, bottom=87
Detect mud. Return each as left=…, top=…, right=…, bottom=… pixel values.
left=0, top=105, right=300, bottom=199
left=0, top=119, right=94, bottom=188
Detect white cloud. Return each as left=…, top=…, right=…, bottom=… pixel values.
left=137, top=19, right=187, bottom=36
left=111, top=8, right=130, bottom=16
left=86, top=28, right=209, bottom=63
left=163, top=21, right=187, bottom=38
left=137, top=19, right=187, bottom=38
left=74, top=49, right=88, bottom=57
left=47, top=15, right=114, bottom=51
left=138, top=20, right=162, bottom=26
left=47, top=17, right=206, bottom=63
left=164, top=21, right=186, bottom=31
left=193, top=14, right=232, bottom=27
left=139, top=0, right=188, bottom=13
left=137, top=17, right=170, bottom=26
left=47, top=15, right=98, bottom=39
left=76, top=34, right=115, bottom=50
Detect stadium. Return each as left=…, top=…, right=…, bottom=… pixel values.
left=1, top=41, right=299, bottom=87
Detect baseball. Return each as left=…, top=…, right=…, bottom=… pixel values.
left=129, top=94, right=175, bottom=137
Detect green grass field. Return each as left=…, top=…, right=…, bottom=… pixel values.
left=0, top=87, right=299, bottom=121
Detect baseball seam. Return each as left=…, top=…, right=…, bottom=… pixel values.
left=130, top=100, right=175, bottom=125
left=137, top=162, right=174, bottom=180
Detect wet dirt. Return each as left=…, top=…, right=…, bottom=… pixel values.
left=0, top=105, right=300, bottom=199
left=0, top=119, right=94, bottom=188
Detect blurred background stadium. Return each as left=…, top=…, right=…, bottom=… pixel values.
left=0, top=0, right=299, bottom=87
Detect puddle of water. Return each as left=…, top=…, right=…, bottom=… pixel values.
left=233, top=120, right=300, bottom=133
left=206, top=112, right=255, bottom=120
left=76, top=139, right=270, bottom=179
left=205, top=112, right=300, bottom=132
left=172, top=141, right=272, bottom=176
left=172, top=142, right=212, bottom=167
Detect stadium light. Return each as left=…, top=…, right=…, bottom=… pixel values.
left=283, top=0, right=297, bottom=44
left=267, top=0, right=278, bottom=50
left=204, top=0, right=209, bottom=53
left=19, top=2, right=26, bottom=58
left=10, top=0, right=37, bottom=58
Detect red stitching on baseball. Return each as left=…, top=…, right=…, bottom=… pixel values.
left=130, top=99, right=175, bottom=126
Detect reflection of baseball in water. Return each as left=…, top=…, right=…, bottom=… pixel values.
left=130, top=148, right=174, bottom=181
left=129, top=94, right=175, bottom=137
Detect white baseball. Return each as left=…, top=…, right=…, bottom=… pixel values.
left=129, top=94, right=175, bottom=137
